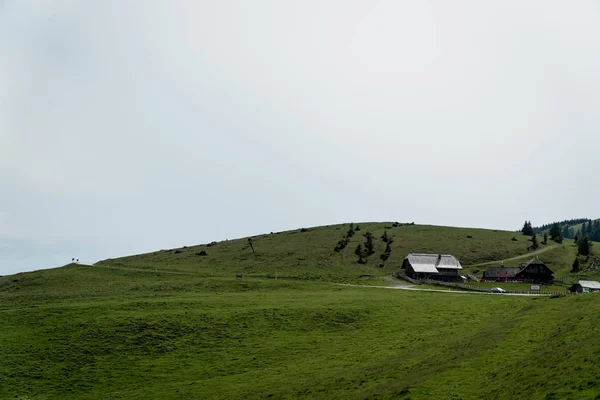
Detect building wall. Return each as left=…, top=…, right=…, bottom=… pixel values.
left=437, top=268, right=459, bottom=277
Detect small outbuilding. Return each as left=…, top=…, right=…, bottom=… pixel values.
left=569, top=280, right=600, bottom=293
left=402, top=253, right=463, bottom=282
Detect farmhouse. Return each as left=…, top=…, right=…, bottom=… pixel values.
left=402, top=253, right=463, bottom=282
left=569, top=280, right=600, bottom=293
left=482, top=258, right=554, bottom=283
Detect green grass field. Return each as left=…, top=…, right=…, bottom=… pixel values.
left=2, top=223, right=600, bottom=399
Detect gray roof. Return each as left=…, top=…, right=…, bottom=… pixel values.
left=405, top=253, right=462, bottom=273
left=522, top=258, right=546, bottom=267
left=410, top=263, right=440, bottom=273
left=578, top=280, right=600, bottom=289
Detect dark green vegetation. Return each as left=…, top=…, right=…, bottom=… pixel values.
left=2, top=223, right=600, bottom=399
left=534, top=218, right=600, bottom=241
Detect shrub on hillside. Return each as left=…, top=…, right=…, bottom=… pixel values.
left=196, top=250, right=208, bottom=256
left=334, top=239, right=349, bottom=252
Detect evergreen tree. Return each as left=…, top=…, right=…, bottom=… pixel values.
left=549, top=223, right=561, bottom=241
left=578, top=236, right=592, bottom=256
left=363, top=232, right=375, bottom=255
left=556, top=231, right=563, bottom=244
left=542, top=232, right=548, bottom=245
left=347, top=223, right=355, bottom=238
left=354, top=244, right=366, bottom=264
left=521, top=221, right=533, bottom=236
left=571, top=257, right=580, bottom=273
left=562, top=225, right=571, bottom=239
left=381, top=230, right=389, bottom=243
left=530, top=233, right=539, bottom=250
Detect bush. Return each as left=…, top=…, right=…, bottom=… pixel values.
left=196, top=250, right=208, bottom=256
left=334, top=239, right=349, bottom=252
left=300, top=228, right=310, bottom=232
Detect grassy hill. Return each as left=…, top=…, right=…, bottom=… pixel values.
left=95, top=223, right=577, bottom=282
left=2, top=222, right=600, bottom=399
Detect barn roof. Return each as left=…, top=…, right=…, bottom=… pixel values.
left=578, top=280, right=600, bottom=289
left=521, top=257, right=546, bottom=267
left=405, top=254, right=462, bottom=271
left=409, top=264, right=440, bottom=273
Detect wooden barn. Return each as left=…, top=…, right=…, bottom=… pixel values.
left=482, top=257, right=554, bottom=283
left=516, top=258, right=554, bottom=283
left=402, top=253, right=463, bottom=282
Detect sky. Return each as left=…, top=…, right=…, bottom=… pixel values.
left=1, top=0, right=600, bottom=275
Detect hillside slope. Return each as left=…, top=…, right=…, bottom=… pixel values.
left=96, top=223, right=574, bottom=281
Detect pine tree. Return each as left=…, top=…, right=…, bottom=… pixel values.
left=521, top=221, right=533, bottom=236
left=530, top=233, right=539, bottom=250
left=381, top=230, right=389, bottom=243
left=363, top=232, right=375, bottom=255
left=355, top=244, right=366, bottom=264
left=578, top=236, right=592, bottom=256
left=571, top=258, right=580, bottom=273
left=542, top=232, right=548, bottom=245
left=549, top=223, right=561, bottom=241
left=347, top=223, right=355, bottom=238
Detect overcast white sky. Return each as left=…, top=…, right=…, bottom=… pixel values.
left=2, top=0, right=600, bottom=275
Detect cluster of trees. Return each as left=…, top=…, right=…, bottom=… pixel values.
left=521, top=221, right=534, bottom=236
left=521, top=221, right=563, bottom=243
left=533, top=218, right=589, bottom=235
left=334, top=223, right=394, bottom=265
left=334, top=223, right=361, bottom=252
left=578, top=220, right=600, bottom=242
left=571, top=237, right=594, bottom=273
left=532, top=218, right=600, bottom=241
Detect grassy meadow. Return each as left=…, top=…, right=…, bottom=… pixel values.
left=2, top=223, right=600, bottom=399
